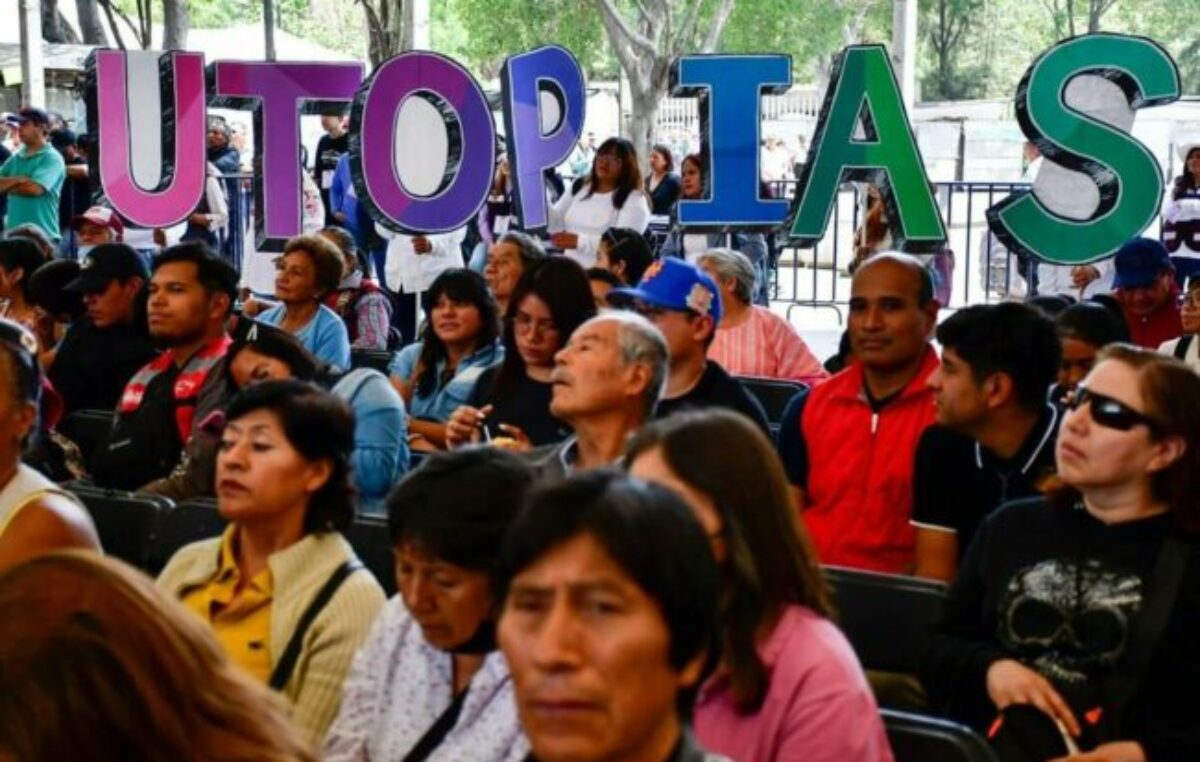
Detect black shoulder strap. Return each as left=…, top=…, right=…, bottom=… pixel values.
left=268, top=559, right=363, bottom=691
left=401, top=690, right=469, bottom=762
left=1173, top=334, right=1193, bottom=360
left=1102, top=536, right=1190, bottom=727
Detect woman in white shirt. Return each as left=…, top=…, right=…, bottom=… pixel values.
left=549, top=137, right=651, bottom=268
left=324, top=448, right=535, bottom=762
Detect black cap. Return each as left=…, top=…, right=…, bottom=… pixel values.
left=12, top=107, right=50, bottom=127
left=65, top=243, right=150, bottom=293
left=49, top=128, right=77, bottom=151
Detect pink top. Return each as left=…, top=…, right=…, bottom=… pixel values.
left=694, top=605, right=893, bottom=762
left=708, top=307, right=827, bottom=385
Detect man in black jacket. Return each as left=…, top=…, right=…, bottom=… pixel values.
left=50, top=242, right=157, bottom=415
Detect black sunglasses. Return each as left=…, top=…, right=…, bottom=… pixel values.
left=1068, top=387, right=1162, bottom=436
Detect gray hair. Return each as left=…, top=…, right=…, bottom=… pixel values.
left=594, top=311, right=668, bottom=415
left=498, top=231, right=547, bottom=270
left=697, top=247, right=755, bottom=305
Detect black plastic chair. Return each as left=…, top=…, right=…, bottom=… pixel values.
left=147, top=498, right=227, bottom=574
left=737, top=377, right=807, bottom=424
left=824, top=565, right=947, bottom=674
left=350, top=349, right=393, bottom=374
left=344, top=516, right=395, bottom=597
left=883, top=709, right=999, bottom=762
left=69, top=484, right=172, bottom=570
left=57, top=409, right=115, bottom=470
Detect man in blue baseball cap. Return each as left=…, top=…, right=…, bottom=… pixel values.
left=609, top=256, right=769, bottom=432
left=1112, top=237, right=1182, bottom=348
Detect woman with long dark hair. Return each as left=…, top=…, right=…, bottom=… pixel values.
left=923, top=345, right=1200, bottom=761
left=1165, top=145, right=1200, bottom=281
left=625, top=409, right=892, bottom=762
left=549, top=136, right=651, bottom=268
left=388, top=269, right=502, bottom=449
left=446, top=258, right=596, bottom=450
left=645, top=143, right=681, bottom=215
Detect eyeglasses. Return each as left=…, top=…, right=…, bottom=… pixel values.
left=513, top=312, right=559, bottom=337
left=595, top=153, right=623, bottom=165
left=1067, top=386, right=1162, bottom=436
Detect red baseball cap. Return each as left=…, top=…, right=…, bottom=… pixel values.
left=70, top=206, right=125, bottom=242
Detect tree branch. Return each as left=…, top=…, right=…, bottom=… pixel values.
left=97, top=0, right=128, bottom=49
left=700, top=0, right=735, bottom=52
left=594, top=0, right=657, bottom=57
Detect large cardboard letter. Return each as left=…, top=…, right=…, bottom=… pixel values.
left=351, top=52, right=495, bottom=233
left=671, top=55, right=791, bottom=230
left=500, top=45, right=586, bottom=232
left=211, top=61, right=364, bottom=250
left=987, top=34, right=1180, bottom=265
left=84, top=50, right=207, bottom=228
left=788, top=45, right=944, bottom=251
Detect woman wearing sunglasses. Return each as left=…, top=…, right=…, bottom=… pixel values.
left=923, top=344, right=1200, bottom=762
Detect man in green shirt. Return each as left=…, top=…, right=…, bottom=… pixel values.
left=0, top=108, right=67, bottom=242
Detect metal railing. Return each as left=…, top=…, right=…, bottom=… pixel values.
left=218, top=175, right=1165, bottom=323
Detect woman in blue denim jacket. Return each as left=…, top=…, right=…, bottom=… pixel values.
left=389, top=269, right=504, bottom=450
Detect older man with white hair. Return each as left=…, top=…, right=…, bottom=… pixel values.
left=525, top=311, right=668, bottom=481
left=697, top=247, right=826, bottom=385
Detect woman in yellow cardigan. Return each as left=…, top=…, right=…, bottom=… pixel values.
left=159, top=379, right=385, bottom=746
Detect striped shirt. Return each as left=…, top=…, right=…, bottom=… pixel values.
left=708, top=306, right=827, bottom=385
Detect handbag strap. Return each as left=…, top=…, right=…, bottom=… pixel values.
left=268, top=559, right=363, bottom=691
left=1173, top=335, right=1193, bottom=361
left=401, top=690, right=469, bottom=762
left=1101, top=536, right=1190, bottom=728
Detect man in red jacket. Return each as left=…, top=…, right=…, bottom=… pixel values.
left=778, top=253, right=940, bottom=573
left=1113, top=237, right=1182, bottom=349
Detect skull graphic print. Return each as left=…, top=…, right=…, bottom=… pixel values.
left=998, top=559, right=1143, bottom=685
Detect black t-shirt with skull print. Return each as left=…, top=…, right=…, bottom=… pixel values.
left=922, top=497, right=1200, bottom=760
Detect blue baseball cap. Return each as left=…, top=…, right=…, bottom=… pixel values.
left=609, top=257, right=723, bottom=323
left=1113, top=238, right=1172, bottom=290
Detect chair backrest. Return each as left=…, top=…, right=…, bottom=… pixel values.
left=824, top=565, right=947, bottom=674
left=351, top=349, right=393, bottom=374
left=148, top=498, right=227, bottom=575
left=883, top=709, right=999, bottom=762
left=738, top=376, right=807, bottom=424
left=69, top=484, right=172, bottom=569
left=57, top=409, right=115, bottom=470
left=343, top=516, right=396, bottom=597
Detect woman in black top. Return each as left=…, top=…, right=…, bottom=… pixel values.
left=446, top=258, right=596, bottom=449
left=645, top=143, right=681, bottom=216
left=922, top=344, right=1200, bottom=761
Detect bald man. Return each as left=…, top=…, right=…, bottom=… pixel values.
left=778, top=254, right=940, bottom=573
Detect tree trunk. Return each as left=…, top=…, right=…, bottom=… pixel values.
left=628, top=89, right=659, bottom=174
left=162, top=0, right=189, bottom=49
left=75, top=0, right=107, bottom=44
left=41, top=0, right=82, bottom=43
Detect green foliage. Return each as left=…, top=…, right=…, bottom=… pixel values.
left=720, top=0, right=892, bottom=83
left=436, top=0, right=615, bottom=80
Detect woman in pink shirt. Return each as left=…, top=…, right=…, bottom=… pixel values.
left=626, top=409, right=892, bottom=762
left=697, top=248, right=827, bottom=386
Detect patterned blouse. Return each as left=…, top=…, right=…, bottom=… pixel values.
left=323, top=596, right=529, bottom=762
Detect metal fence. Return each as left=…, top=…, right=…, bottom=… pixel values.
left=219, top=175, right=1164, bottom=323
left=762, top=179, right=1166, bottom=324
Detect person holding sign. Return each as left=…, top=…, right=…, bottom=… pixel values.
left=548, top=137, right=651, bottom=268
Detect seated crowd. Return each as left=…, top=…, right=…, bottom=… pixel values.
left=1, top=130, right=1199, bottom=762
